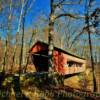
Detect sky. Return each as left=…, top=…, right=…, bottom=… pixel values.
left=0, top=0, right=50, bottom=38
left=25, top=0, right=100, bottom=28
left=25, top=0, right=50, bottom=27
left=0, top=0, right=100, bottom=38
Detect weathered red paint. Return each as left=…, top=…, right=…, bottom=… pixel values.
left=29, top=41, right=86, bottom=75
left=29, top=42, right=47, bottom=53
left=53, top=51, right=65, bottom=74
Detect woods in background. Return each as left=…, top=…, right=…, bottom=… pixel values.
left=0, top=0, right=99, bottom=93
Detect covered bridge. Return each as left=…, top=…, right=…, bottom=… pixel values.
left=29, top=41, right=86, bottom=75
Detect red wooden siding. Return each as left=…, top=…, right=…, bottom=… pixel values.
left=29, top=41, right=86, bottom=75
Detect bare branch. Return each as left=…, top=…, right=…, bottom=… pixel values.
left=69, top=25, right=92, bottom=48
left=56, top=0, right=83, bottom=7
left=91, top=8, right=100, bottom=17
left=17, top=0, right=25, bottom=33
left=55, top=0, right=66, bottom=7
left=78, top=0, right=83, bottom=4
left=25, top=0, right=36, bottom=15
left=55, top=13, right=85, bottom=20
left=61, top=2, right=83, bottom=5
left=69, top=29, right=83, bottom=49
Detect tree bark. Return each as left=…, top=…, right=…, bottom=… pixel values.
left=19, top=15, right=25, bottom=75
left=10, top=33, right=18, bottom=73
left=86, top=0, right=97, bottom=92
left=48, top=0, right=55, bottom=70
left=2, top=37, right=8, bottom=72
left=87, top=26, right=97, bottom=92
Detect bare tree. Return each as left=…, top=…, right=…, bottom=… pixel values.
left=18, top=0, right=35, bottom=75
left=24, top=29, right=37, bottom=72
left=85, top=0, right=98, bottom=92
left=48, top=0, right=85, bottom=70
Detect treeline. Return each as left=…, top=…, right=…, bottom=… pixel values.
left=0, top=0, right=99, bottom=74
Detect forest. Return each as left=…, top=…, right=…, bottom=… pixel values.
left=0, top=0, right=100, bottom=100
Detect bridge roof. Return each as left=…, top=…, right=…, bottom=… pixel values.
left=29, top=41, right=85, bottom=60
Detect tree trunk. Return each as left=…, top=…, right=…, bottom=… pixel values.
left=88, top=30, right=97, bottom=92
left=86, top=0, right=97, bottom=92
left=24, top=30, right=36, bottom=73
left=19, top=16, right=25, bottom=75
left=48, top=0, right=55, bottom=71
left=10, top=33, right=18, bottom=73
left=2, top=37, right=8, bottom=72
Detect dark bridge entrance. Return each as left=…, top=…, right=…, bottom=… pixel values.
left=32, top=50, right=48, bottom=72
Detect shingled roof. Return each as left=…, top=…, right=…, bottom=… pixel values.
left=29, top=41, right=85, bottom=60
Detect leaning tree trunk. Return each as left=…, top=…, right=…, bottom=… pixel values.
left=19, top=15, right=25, bottom=75
left=85, top=0, right=97, bottom=92
left=2, top=37, right=8, bottom=72
left=10, top=33, right=18, bottom=74
left=48, top=0, right=55, bottom=71
left=24, top=30, right=36, bottom=73
left=87, top=27, right=97, bottom=92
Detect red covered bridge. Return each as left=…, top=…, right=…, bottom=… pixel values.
left=29, top=41, right=86, bottom=75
